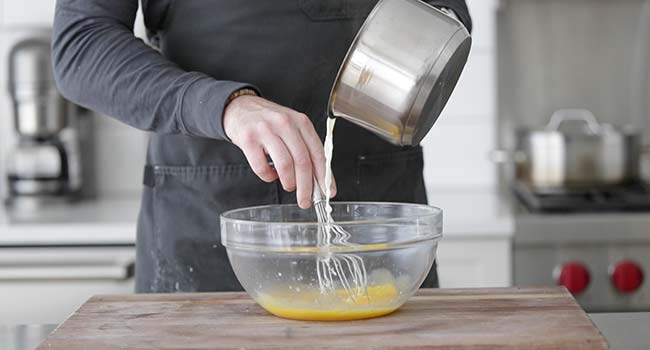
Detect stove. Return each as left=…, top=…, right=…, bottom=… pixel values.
left=513, top=181, right=650, bottom=213
left=511, top=182, right=650, bottom=312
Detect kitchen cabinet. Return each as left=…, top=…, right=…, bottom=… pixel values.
left=426, top=189, right=514, bottom=288
left=0, top=199, right=138, bottom=324
left=436, top=238, right=512, bottom=288
left=0, top=246, right=135, bottom=324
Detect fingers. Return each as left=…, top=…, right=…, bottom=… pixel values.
left=224, top=94, right=336, bottom=206
left=261, top=132, right=296, bottom=194
left=295, top=113, right=334, bottom=198
left=239, top=142, right=278, bottom=183
left=275, top=115, right=314, bottom=209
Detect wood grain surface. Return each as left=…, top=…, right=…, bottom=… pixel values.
left=37, top=287, right=607, bottom=350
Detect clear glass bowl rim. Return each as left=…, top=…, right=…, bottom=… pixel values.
left=221, top=201, right=442, bottom=227
left=221, top=202, right=443, bottom=253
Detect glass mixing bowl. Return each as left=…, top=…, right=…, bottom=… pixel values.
left=221, top=202, right=442, bottom=321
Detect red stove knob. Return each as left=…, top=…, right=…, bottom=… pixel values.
left=556, top=262, right=590, bottom=294
left=611, top=260, right=644, bottom=293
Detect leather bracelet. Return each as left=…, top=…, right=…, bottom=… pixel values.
left=225, top=88, right=258, bottom=106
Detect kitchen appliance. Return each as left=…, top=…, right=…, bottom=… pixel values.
left=37, top=287, right=607, bottom=349
left=506, top=126, right=650, bottom=312
left=513, top=207, right=650, bottom=312
left=493, top=109, right=649, bottom=190
left=507, top=123, right=650, bottom=312
left=513, top=180, right=650, bottom=213
left=5, top=37, right=83, bottom=207
left=328, top=0, right=471, bottom=146
left=221, top=202, right=441, bottom=320
left=496, top=0, right=650, bottom=313
left=500, top=112, right=650, bottom=312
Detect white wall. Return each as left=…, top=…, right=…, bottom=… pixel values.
left=422, top=0, right=498, bottom=191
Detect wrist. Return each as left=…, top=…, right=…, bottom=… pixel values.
left=223, top=88, right=259, bottom=142
left=225, top=88, right=258, bottom=107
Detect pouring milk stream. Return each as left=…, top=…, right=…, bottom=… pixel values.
left=262, top=0, right=471, bottom=318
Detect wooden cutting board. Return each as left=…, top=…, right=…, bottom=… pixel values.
left=38, top=287, right=607, bottom=350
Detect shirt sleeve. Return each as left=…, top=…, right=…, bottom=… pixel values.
left=426, top=0, right=473, bottom=33
left=52, top=0, right=257, bottom=140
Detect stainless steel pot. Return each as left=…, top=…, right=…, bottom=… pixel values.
left=495, top=109, right=649, bottom=190
left=328, top=0, right=471, bottom=146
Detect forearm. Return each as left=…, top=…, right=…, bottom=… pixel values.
left=52, top=0, right=255, bottom=140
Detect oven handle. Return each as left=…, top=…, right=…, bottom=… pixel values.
left=0, top=262, right=135, bottom=281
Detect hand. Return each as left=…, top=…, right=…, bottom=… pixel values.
left=223, top=95, right=336, bottom=209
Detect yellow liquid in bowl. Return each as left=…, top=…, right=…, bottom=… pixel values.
left=256, top=283, right=401, bottom=321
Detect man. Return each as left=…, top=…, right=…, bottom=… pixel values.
left=52, top=0, right=472, bottom=293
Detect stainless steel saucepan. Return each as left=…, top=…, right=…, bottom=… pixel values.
left=328, top=0, right=471, bottom=146
left=493, top=109, right=650, bottom=190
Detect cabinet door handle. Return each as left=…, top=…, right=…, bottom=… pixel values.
left=0, top=262, right=134, bottom=281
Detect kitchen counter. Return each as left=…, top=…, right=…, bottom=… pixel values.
left=427, top=187, right=514, bottom=237
left=0, top=197, right=139, bottom=245
left=2, top=313, right=647, bottom=350
left=0, top=188, right=515, bottom=246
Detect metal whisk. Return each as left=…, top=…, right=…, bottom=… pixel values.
left=312, top=178, right=368, bottom=298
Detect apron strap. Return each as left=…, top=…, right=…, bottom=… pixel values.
left=143, top=165, right=155, bottom=188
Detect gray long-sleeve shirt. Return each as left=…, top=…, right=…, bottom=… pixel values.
left=52, top=0, right=471, bottom=142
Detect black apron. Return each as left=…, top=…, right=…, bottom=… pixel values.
left=135, top=0, right=437, bottom=292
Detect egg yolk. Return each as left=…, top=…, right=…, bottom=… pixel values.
left=256, top=283, right=400, bottom=321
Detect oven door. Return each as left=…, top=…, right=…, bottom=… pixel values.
left=0, top=246, right=135, bottom=324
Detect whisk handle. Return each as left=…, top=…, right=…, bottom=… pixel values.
left=312, top=177, right=324, bottom=204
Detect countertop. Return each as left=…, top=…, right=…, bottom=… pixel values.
left=427, top=187, right=514, bottom=238
left=0, top=197, right=139, bottom=245
left=0, top=188, right=514, bottom=246
left=1, top=313, right=647, bottom=350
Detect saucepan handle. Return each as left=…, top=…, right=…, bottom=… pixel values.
left=545, top=109, right=601, bottom=134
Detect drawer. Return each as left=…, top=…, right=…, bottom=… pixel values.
left=0, top=246, right=135, bottom=324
